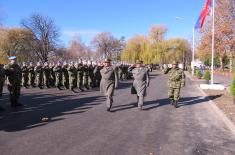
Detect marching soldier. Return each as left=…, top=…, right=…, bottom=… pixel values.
left=28, top=62, right=36, bottom=87
left=0, top=64, right=5, bottom=97
left=164, top=61, right=185, bottom=108
left=43, top=62, right=51, bottom=88
left=77, top=59, right=84, bottom=91
left=130, top=60, right=150, bottom=110
left=62, top=62, right=69, bottom=89
left=21, top=62, right=29, bottom=88
left=88, top=61, right=94, bottom=88
left=118, top=64, right=124, bottom=81
left=53, top=61, right=63, bottom=90
left=68, top=61, right=78, bottom=92
left=100, top=58, right=118, bottom=112
left=50, top=62, right=56, bottom=87
left=83, top=60, right=89, bottom=90
left=93, top=62, right=102, bottom=87
left=35, top=62, right=44, bottom=89
left=4, top=56, right=23, bottom=107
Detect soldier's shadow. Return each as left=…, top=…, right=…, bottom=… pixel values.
left=0, top=89, right=105, bottom=132
left=143, top=95, right=222, bottom=111
left=112, top=95, right=222, bottom=112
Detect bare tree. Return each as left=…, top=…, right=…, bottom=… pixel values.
left=21, top=13, right=60, bottom=62
left=91, top=32, right=121, bottom=59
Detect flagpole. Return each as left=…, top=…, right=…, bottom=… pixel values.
left=211, top=0, right=215, bottom=85
left=192, top=27, right=195, bottom=76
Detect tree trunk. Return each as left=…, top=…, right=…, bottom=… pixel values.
left=229, top=52, right=233, bottom=73
left=220, top=57, right=224, bottom=71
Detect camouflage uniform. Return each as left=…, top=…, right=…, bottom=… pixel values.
left=0, top=64, right=5, bottom=96
left=77, top=62, right=84, bottom=90
left=164, top=63, right=185, bottom=108
left=68, top=63, right=78, bottom=91
left=93, top=64, right=102, bottom=87
left=62, top=63, right=69, bottom=89
left=28, top=63, right=36, bottom=87
left=88, top=64, right=94, bottom=88
left=50, top=63, right=56, bottom=87
left=43, top=63, right=51, bottom=88
left=4, top=61, right=22, bottom=107
left=83, top=64, right=89, bottom=89
left=22, top=63, right=29, bottom=88
left=35, top=63, right=44, bottom=89
left=118, top=64, right=124, bottom=80
left=53, top=63, right=63, bottom=90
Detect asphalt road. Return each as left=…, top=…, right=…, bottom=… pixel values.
left=0, top=72, right=235, bottom=155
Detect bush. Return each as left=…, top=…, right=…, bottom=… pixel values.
left=203, top=70, right=211, bottom=81
left=196, top=70, right=203, bottom=79
left=230, top=74, right=235, bottom=99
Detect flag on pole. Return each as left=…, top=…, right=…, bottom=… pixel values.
left=195, top=0, right=212, bottom=29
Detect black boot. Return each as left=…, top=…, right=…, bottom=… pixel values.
left=174, top=100, right=179, bottom=108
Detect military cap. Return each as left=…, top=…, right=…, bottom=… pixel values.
left=135, top=60, right=141, bottom=64
left=9, top=56, right=16, bottom=60
left=104, top=58, right=111, bottom=63
left=172, top=61, right=179, bottom=65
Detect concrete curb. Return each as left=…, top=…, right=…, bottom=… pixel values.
left=185, top=71, right=235, bottom=136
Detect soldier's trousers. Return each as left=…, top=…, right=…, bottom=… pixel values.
left=69, top=78, right=77, bottom=90
left=106, top=95, right=113, bottom=108
left=77, top=75, right=83, bottom=88
left=7, top=85, right=20, bottom=106
left=83, top=76, right=89, bottom=88
left=0, top=81, right=4, bottom=95
left=22, top=75, right=29, bottom=87
left=51, top=74, right=56, bottom=87
left=56, top=77, right=63, bottom=87
left=137, top=96, right=144, bottom=107
left=64, top=77, right=69, bottom=89
left=37, top=76, right=43, bottom=87
left=29, top=74, right=35, bottom=86
left=44, top=76, right=51, bottom=88
left=168, top=87, right=181, bottom=101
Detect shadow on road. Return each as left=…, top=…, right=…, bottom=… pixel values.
left=0, top=91, right=105, bottom=132
left=112, top=95, right=222, bottom=112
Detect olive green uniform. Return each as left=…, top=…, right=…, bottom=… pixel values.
left=62, top=65, right=69, bottom=89
left=4, top=63, right=22, bottom=107
left=53, top=65, right=63, bottom=89
left=0, top=65, right=5, bottom=96
left=29, top=66, right=36, bottom=87
left=77, top=63, right=84, bottom=90
left=43, top=65, right=51, bottom=88
left=22, top=66, right=29, bottom=88
left=35, top=65, right=44, bottom=88
left=68, top=65, right=78, bottom=90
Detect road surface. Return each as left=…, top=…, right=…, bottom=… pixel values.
left=0, top=72, right=235, bottom=155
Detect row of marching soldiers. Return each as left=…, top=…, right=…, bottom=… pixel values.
left=20, top=60, right=128, bottom=92
left=21, top=60, right=102, bottom=92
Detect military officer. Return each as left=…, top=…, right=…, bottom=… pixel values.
left=21, top=62, right=29, bottom=88
left=130, top=60, right=150, bottom=110
left=28, top=62, right=36, bottom=87
left=164, top=61, right=185, bottom=108
left=100, top=58, right=118, bottom=112
left=4, top=56, right=23, bottom=107
left=53, top=61, right=63, bottom=90
left=35, top=62, right=44, bottom=89
left=62, top=62, right=69, bottom=89
left=0, top=64, right=5, bottom=97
